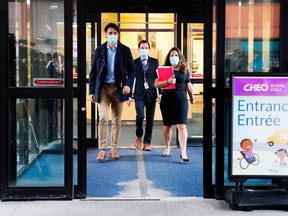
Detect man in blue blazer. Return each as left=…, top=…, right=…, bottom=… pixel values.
left=89, top=23, right=135, bottom=161
left=128, top=40, right=162, bottom=151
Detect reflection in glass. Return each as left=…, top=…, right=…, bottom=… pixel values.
left=8, top=0, right=65, bottom=87
left=187, top=23, right=204, bottom=76
left=73, top=98, right=78, bottom=185
left=73, top=1, right=78, bottom=86
left=225, top=0, right=280, bottom=84
left=212, top=98, right=216, bottom=184
left=187, top=92, right=203, bottom=147
left=86, top=23, right=96, bottom=78
left=10, top=98, right=65, bottom=186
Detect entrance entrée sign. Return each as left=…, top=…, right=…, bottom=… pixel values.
left=225, top=73, right=288, bottom=211
left=230, top=73, right=288, bottom=179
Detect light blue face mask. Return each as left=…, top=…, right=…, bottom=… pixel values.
left=107, top=35, right=118, bottom=45
left=140, top=49, right=149, bottom=58
left=170, top=56, right=180, bottom=66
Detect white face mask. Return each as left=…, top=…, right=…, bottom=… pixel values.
left=140, top=49, right=149, bottom=58
left=107, top=35, right=118, bottom=45
left=170, top=56, right=180, bottom=66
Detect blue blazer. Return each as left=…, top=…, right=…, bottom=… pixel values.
left=89, top=42, right=135, bottom=102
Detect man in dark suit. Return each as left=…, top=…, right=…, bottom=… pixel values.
left=89, top=23, right=135, bottom=161
left=128, top=40, right=162, bottom=151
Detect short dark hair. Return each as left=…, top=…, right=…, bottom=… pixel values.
left=138, top=40, right=150, bottom=49
left=45, top=53, right=52, bottom=60
left=104, top=23, right=120, bottom=34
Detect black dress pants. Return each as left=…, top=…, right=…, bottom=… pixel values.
left=135, top=99, right=156, bottom=145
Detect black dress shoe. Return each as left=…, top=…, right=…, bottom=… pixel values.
left=180, top=155, right=189, bottom=162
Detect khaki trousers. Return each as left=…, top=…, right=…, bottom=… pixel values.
left=97, top=83, right=124, bottom=150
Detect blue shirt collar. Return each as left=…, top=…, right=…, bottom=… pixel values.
left=107, top=42, right=117, bottom=50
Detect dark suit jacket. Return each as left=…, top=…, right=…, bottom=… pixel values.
left=89, top=41, right=135, bottom=102
left=133, top=56, right=161, bottom=102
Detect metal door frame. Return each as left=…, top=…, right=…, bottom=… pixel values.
left=73, top=0, right=88, bottom=198
left=177, top=7, right=214, bottom=198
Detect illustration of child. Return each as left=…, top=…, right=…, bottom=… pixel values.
left=240, top=138, right=257, bottom=163
left=275, top=149, right=288, bottom=167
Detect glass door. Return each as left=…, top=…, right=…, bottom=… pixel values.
left=178, top=12, right=215, bottom=198
left=184, top=23, right=205, bottom=147
left=1, top=0, right=74, bottom=200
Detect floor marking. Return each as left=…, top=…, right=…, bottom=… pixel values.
left=136, top=150, right=150, bottom=197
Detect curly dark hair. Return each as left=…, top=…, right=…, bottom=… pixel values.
left=163, top=47, right=188, bottom=74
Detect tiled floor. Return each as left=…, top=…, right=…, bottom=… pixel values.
left=0, top=197, right=287, bottom=216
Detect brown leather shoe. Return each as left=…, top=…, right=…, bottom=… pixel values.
left=143, top=144, right=152, bottom=151
left=96, top=150, right=106, bottom=161
left=134, top=137, right=142, bottom=150
left=110, top=150, right=120, bottom=159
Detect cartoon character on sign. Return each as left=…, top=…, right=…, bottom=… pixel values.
left=275, top=149, right=288, bottom=167
left=238, top=138, right=260, bottom=169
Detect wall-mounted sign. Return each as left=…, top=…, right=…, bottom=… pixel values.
left=229, top=73, right=288, bottom=179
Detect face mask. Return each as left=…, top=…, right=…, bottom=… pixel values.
left=107, top=35, right=118, bottom=45
left=140, top=49, right=149, bottom=58
left=170, top=56, right=180, bottom=66
left=54, top=66, right=59, bottom=72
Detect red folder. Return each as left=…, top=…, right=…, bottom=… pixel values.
left=156, top=66, right=176, bottom=89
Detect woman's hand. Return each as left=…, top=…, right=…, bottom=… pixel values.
left=167, top=75, right=176, bottom=85
left=189, top=98, right=196, bottom=104
left=157, top=94, right=162, bottom=103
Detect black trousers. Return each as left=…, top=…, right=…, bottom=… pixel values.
left=135, top=99, right=156, bottom=145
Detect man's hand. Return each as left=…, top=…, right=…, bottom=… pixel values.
left=126, top=97, right=132, bottom=106
left=89, top=94, right=96, bottom=103
left=122, top=86, right=131, bottom=95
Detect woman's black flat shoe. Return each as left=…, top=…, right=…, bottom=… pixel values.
left=180, top=155, right=189, bottom=162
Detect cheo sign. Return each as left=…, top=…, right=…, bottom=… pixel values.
left=243, top=84, right=269, bottom=92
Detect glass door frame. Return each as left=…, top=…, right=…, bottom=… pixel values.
left=73, top=0, right=89, bottom=198
left=178, top=9, right=215, bottom=198
left=0, top=0, right=74, bottom=200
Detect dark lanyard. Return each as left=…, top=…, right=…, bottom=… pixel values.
left=142, top=60, right=148, bottom=82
